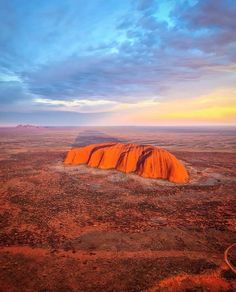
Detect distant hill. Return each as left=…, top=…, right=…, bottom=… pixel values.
left=16, top=124, right=43, bottom=129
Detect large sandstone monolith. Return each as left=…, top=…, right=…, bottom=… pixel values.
left=64, top=143, right=189, bottom=183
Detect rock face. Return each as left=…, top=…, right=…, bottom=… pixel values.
left=64, top=143, right=189, bottom=183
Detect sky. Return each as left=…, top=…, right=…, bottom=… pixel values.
left=0, top=0, right=236, bottom=126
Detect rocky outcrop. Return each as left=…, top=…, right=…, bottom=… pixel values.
left=16, top=124, right=42, bottom=129
left=64, top=143, right=189, bottom=183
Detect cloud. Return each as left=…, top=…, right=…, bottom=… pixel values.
left=33, top=97, right=160, bottom=113
left=137, top=0, right=155, bottom=11
left=33, top=97, right=120, bottom=113
left=176, top=0, right=236, bottom=31
left=0, top=0, right=235, bottom=125
left=21, top=54, right=164, bottom=102
left=0, top=80, right=28, bottom=104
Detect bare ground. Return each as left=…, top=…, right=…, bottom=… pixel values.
left=0, top=126, right=236, bottom=291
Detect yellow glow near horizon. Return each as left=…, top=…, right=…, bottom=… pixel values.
left=162, top=107, right=236, bottom=120
left=115, top=88, right=236, bottom=125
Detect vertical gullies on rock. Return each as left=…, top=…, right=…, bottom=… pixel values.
left=64, top=143, right=189, bottom=183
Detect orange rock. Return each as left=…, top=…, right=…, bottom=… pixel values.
left=64, top=143, right=189, bottom=183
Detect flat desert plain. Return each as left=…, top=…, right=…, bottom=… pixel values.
left=0, top=126, right=236, bottom=291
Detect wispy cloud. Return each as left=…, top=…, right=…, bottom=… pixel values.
left=33, top=97, right=160, bottom=113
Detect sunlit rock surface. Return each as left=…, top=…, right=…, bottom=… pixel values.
left=65, top=143, right=189, bottom=183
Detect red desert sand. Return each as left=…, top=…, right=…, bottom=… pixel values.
left=64, top=142, right=189, bottom=183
